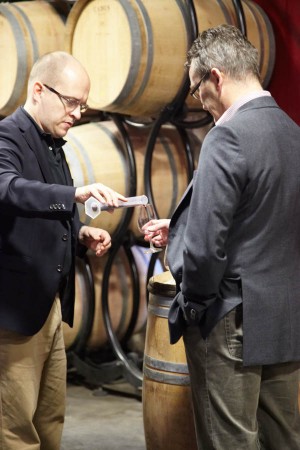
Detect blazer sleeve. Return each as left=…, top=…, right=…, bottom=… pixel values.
left=173, top=125, right=247, bottom=329
left=0, top=130, right=76, bottom=218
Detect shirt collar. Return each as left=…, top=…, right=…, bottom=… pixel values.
left=20, top=106, right=66, bottom=149
left=216, top=90, right=271, bottom=126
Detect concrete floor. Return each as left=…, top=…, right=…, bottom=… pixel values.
left=61, top=379, right=146, bottom=450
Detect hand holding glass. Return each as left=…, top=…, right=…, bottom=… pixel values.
left=137, top=204, right=162, bottom=254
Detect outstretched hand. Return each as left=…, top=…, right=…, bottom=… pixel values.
left=78, top=225, right=111, bottom=256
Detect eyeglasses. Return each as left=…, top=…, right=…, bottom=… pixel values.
left=189, top=71, right=210, bottom=100
left=43, top=84, right=89, bottom=113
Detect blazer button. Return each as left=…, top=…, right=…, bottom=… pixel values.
left=62, top=234, right=68, bottom=241
left=61, top=204, right=66, bottom=210
left=49, top=205, right=53, bottom=210
left=190, top=309, right=197, bottom=320
left=57, top=265, right=63, bottom=273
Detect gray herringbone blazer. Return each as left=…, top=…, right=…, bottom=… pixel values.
left=167, top=96, right=300, bottom=366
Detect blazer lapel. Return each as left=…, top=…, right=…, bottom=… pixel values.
left=15, top=108, right=56, bottom=184
left=61, top=148, right=73, bottom=186
left=25, top=128, right=57, bottom=184
left=170, top=170, right=196, bottom=221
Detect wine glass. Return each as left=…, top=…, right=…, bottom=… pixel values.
left=137, top=204, right=162, bottom=254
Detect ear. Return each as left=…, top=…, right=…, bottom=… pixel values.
left=32, top=81, right=44, bottom=101
left=211, top=68, right=224, bottom=92
left=33, top=81, right=43, bottom=95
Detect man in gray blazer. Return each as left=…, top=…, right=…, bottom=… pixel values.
left=144, top=25, right=300, bottom=449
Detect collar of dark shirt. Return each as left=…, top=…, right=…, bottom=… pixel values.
left=20, top=106, right=66, bottom=152
left=43, top=133, right=65, bottom=155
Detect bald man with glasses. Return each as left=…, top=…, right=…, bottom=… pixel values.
left=0, top=51, right=126, bottom=449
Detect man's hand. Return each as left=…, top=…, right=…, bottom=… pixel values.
left=75, top=183, right=127, bottom=208
left=78, top=225, right=111, bottom=256
left=142, top=219, right=171, bottom=247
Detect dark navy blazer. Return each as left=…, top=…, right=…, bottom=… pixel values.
left=0, top=107, right=84, bottom=335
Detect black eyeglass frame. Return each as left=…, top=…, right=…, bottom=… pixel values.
left=43, top=84, right=89, bottom=113
left=189, top=71, right=210, bottom=100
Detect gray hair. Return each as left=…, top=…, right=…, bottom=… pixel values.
left=185, top=24, right=260, bottom=81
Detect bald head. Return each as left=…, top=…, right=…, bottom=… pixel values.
left=27, top=51, right=90, bottom=94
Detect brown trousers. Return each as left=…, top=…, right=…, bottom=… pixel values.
left=0, top=298, right=66, bottom=450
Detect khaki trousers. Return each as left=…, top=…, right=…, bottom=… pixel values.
left=183, top=305, right=300, bottom=450
left=0, top=298, right=66, bottom=450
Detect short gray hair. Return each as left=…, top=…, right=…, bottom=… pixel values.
left=185, top=24, right=260, bottom=81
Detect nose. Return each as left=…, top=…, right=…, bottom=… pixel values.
left=70, top=104, right=82, bottom=120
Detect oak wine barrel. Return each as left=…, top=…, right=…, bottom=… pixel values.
left=65, top=0, right=192, bottom=116
left=0, top=0, right=65, bottom=116
left=143, top=271, right=197, bottom=450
